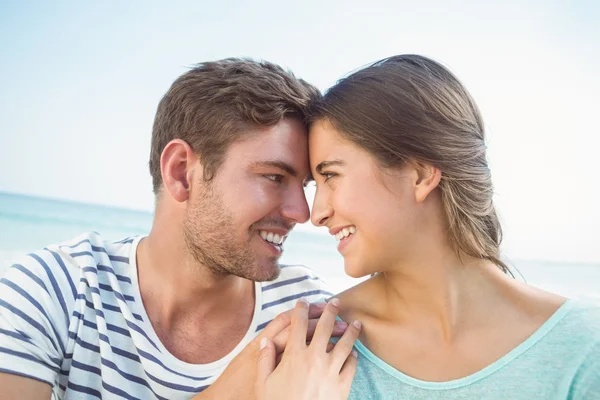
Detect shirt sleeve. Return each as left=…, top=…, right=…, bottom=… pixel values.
left=0, top=250, right=73, bottom=387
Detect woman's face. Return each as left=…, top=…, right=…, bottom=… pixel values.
left=309, top=120, right=423, bottom=278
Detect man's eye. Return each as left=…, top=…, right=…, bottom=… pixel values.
left=265, top=174, right=283, bottom=183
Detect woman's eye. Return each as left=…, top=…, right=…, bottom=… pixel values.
left=323, top=172, right=337, bottom=182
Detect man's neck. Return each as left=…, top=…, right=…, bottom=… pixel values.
left=136, top=230, right=255, bottom=327
left=134, top=226, right=256, bottom=363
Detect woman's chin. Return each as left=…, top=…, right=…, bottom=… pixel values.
left=343, top=261, right=371, bottom=279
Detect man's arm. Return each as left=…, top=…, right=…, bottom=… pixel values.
left=0, top=373, right=52, bottom=400
left=0, top=256, right=67, bottom=399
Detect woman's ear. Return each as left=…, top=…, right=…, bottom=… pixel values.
left=414, top=162, right=441, bottom=203
left=160, top=139, right=199, bottom=203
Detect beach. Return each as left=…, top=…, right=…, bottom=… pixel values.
left=1, top=191, right=598, bottom=298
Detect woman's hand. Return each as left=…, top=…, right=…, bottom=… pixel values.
left=197, top=302, right=348, bottom=400
left=255, top=298, right=361, bottom=400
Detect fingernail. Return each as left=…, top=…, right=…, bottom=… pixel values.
left=352, top=320, right=362, bottom=329
left=352, top=350, right=358, bottom=358
left=260, top=337, right=268, bottom=350
left=329, top=298, right=340, bottom=307
left=297, top=298, right=309, bottom=306
left=335, top=320, right=348, bottom=329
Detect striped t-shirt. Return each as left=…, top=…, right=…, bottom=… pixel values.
left=0, top=232, right=333, bottom=399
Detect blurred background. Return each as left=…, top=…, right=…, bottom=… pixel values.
left=1, top=0, right=598, bottom=296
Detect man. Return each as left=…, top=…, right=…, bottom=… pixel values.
left=0, top=58, right=345, bottom=399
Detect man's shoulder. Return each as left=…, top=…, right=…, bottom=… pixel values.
left=46, top=231, right=137, bottom=269
left=4, top=232, right=138, bottom=293
left=260, top=264, right=333, bottom=300
left=275, top=263, right=330, bottom=288
left=256, top=265, right=334, bottom=328
left=277, top=264, right=321, bottom=279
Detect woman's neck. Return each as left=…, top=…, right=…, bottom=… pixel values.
left=366, top=248, right=510, bottom=344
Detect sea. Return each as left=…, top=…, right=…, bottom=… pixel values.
left=1, top=191, right=598, bottom=298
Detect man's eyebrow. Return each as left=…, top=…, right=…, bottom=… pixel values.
left=250, top=160, right=298, bottom=177
left=315, top=160, right=346, bottom=174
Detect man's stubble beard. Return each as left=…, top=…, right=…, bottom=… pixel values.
left=182, top=184, right=281, bottom=282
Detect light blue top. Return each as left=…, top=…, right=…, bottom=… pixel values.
left=349, top=298, right=600, bottom=399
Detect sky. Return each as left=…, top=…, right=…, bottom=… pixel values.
left=0, top=0, right=598, bottom=263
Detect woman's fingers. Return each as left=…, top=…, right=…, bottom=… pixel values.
left=265, top=301, right=325, bottom=341
left=271, top=312, right=347, bottom=354
left=309, top=318, right=348, bottom=341
left=287, top=298, right=310, bottom=352
left=275, top=338, right=336, bottom=364
left=255, top=298, right=361, bottom=400
left=331, top=319, right=361, bottom=371
left=339, top=350, right=359, bottom=397
left=255, top=338, right=276, bottom=398
left=326, top=341, right=335, bottom=352
left=310, top=298, right=341, bottom=352
left=308, top=301, right=328, bottom=318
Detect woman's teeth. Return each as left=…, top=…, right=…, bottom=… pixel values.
left=335, top=226, right=356, bottom=241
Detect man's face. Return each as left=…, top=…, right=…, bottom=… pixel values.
left=183, top=117, right=311, bottom=281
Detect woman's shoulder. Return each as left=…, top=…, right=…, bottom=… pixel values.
left=537, top=297, right=600, bottom=359
left=334, top=276, right=383, bottom=325
left=557, top=298, right=600, bottom=398
left=561, top=297, right=600, bottom=334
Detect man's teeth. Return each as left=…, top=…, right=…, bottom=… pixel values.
left=335, top=226, right=356, bottom=241
left=259, top=230, right=285, bottom=245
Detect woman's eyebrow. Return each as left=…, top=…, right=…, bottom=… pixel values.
left=315, top=160, right=345, bottom=174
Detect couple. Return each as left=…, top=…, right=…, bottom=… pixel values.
left=1, top=55, right=598, bottom=399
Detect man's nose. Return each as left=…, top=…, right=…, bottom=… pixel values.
left=281, top=186, right=310, bottom=224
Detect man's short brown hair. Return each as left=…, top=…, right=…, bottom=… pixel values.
left=149, top=58, right=320, bottom=194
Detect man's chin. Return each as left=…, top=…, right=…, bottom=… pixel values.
left=251, top=259, right=281, bottom=282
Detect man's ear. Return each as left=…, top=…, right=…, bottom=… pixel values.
left=413, top=162, right=442, bottom=203
left=160, top=139, right=200, bottom=203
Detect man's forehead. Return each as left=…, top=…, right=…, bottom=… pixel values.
left=228, top=122, right=307, bottom=149
left=221, top=120, right=310, bottom=171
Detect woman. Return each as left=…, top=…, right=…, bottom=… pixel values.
left=256, top=55, right=600, bottom=399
